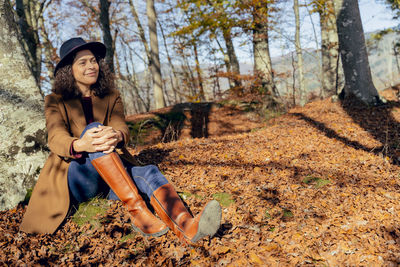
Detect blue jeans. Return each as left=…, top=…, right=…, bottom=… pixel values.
left=67, top=122, right=168, bottom=204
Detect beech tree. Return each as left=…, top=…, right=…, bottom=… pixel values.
left=253, top=2, right=277, bottom=97
left=236, top=0, right=278, bottom=99
left=126, top=0, right=165, bottom=109
left=293, top=0, right=306, bottom=105
left=38, top=9, right=56, bottom=84
left=333, top=0, right=380, bottom=104
left=158, top=17, right=183, bottom=104
left=15, top=0, right=52, bottom=94
left=116, top=30, right=151, bottom=114
left=312, top=0, right=340, bottom=97
left=99, top=0, right=115, bottom=73
left=79, top=0, right=115, bottom=73
left=0, top=0, right=47, bottom=211
left=147, top=0, right=166, bottom=108
left=173, top=0, right=242, bottom=92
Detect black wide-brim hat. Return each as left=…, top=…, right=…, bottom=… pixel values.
left=54, top=37, right=106, bottom=76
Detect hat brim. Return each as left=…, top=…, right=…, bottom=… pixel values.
left=54, top=42, right=106, bottom=76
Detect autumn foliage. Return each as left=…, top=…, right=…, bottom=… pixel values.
left=2, top=89, right=400, bottom=265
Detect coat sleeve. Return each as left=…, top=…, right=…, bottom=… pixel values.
left=45, top=94, right=78, bottom=158
left=108, top=90, right=130, bottom=147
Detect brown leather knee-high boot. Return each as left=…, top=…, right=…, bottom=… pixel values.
left=150, top=184, right=221, bottom=243
left=91, top=152, right=168, bottom=237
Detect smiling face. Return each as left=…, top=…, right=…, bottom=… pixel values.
left=72, top=49, right=99, bottom=95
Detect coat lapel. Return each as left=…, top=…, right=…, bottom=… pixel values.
left=92, top=94, right=109, bottom=124
left=63, top=98, right=86, bottom=134
left=63, top=94, right=110, bottom=136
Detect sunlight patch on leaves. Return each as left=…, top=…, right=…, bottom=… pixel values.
left=178, top=191, right=192, bottom=200
left=282, top=208, right=294, bottom=218
left=119, top=233, right=138, bottom=243
left=265, top=209, right=272, bottom=219
left=71, top=197, right=110, bottom=228
left=212, top=192, right=235, bottom=207
left=303, top=176, right=331, bottom=188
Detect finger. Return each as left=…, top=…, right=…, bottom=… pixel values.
left=91, top=129, right=108, bottom=137
left=84, top=131, right=103, bottom=140
left=94, top=145, right=109, bottom=152
left=95, top=145, right=115, bottom=153
left=90, top=133, right=103, bottom=140
left=92, top=138, right=107, bottom=146
left=103, top=147, right=115, bottom=154
left=94, top=139, right=115, bottom=148
left=99, top=126, right=117, bottom=135
left=92, top=134, right=117, bottom=145
left=104, top=138, right=118, bottom=147
left=98, top=125, right=113, bottom=132
left=95, top=132, right=118, bottom=141
left=106, top=137, right=118, bottom=143
left=106, top=132, right=119, bottom=139
left=86, top=127, right=103, bottom=134
left=92, top=131, right=115, bottom=140
left=94, top=129, right=117, bottom=139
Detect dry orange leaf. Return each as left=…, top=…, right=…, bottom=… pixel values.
left=248, top=251, right=264, bottom=265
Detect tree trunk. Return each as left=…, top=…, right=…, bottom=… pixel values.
left=318, top=0, right=340, bottom=97
left=128, top=0, right=151, bottom=60
left=333, top=0, right=379, bottom=104
left=386, top=40, right=394, bottom=88
left=253, top=6, right=277, bottom=97
left=147, top=0, right=165, bottom=109
left=144, top=67, right=152, bottom=111
left=129, top=0, right=166, bottom=107
left=15, top=0, right=45, bottom=94
left=193, top=40, right=206, bottom=102
left=291, top=51, right=297, bottom=106
left=0, top=0, right=47, bottom=211
left=214, top=36, right=235, bottom=90
left=158, top=18, right=180, bottom=104
left=99, top=0, right=114, bottom=73
left=38, top=13, right=55, bottom=82
left=293, top=0, right=306, bottom=105
left=181, top=47, right=197, bottom=98
left=305, top=2, right=324, bottom=98
left=222, top=30, right=242, bottom=89
left=119, top=35, right=149, bottom=113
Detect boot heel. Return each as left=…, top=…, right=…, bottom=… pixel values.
left=151, top=184, right=222, bottom=243
left=191, top=200, right=222, bottom=242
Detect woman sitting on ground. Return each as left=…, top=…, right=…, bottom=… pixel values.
left=20, top=37, right=221, bottom=243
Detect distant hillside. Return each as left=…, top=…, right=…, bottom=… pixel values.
left=121, top=29, right=400, bottom=113
left=270, top=29, right=400, bottom=96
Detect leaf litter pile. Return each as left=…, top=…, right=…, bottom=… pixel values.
left=3, top=91, right=400, bottom=265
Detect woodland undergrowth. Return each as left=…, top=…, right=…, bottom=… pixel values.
left=2, top=90, right=400, bottom=266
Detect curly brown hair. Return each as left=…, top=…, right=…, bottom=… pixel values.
left=52, top=57, right=115, bottom=99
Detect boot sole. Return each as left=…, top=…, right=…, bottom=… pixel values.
left=191, top=200, right=222, bottom=242
left=132, top=225, right=169, bottom=237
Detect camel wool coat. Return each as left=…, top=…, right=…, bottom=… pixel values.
left=20, top=89, right=132, bottom=234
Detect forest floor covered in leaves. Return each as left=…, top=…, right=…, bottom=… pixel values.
left=3, top=90, right=400, bottom=266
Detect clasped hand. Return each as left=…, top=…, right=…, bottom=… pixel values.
left=74, top=125, right=122, bottom=154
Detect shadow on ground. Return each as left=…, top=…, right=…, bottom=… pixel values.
left=126, top=102, right=263, bottom=147
left=292, top=95, right=400, bottom=165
